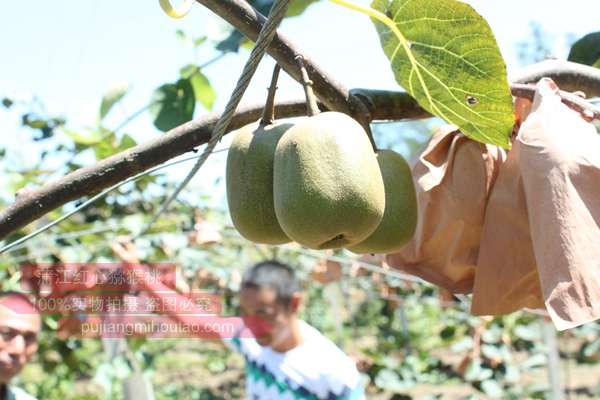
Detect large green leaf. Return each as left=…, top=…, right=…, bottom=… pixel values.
left=568, top=31, right=600, bottom=68
left=371, top=0, right=514, bottom=148
left=149, top=79, right=195, bottom=132
left=99, top=82, right=129, bottom=120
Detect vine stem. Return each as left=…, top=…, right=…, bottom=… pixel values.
left=295, top=55, right=320, bottom=117
left=135, top=0, right=291, bottom=239
left=261, top=64, right=282, bottom=125
left=0, top=148, right=230, bottom=254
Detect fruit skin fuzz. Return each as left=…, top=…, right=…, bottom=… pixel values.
left=274, top=112, right=385, bottom=250
left=226, top=120, right=294, bottom=245
left=348, top=149, right=417, bottom=254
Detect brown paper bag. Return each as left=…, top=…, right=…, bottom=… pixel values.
left=386, top=125, right=506, bottom=293
left=473, top=78, right=600, bottom=330
left=471, top=121, right=545, bottom=316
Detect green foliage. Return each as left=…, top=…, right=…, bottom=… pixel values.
left=371, top=0, right=514, bottom=148
left=286, top=0, right=320, bottom=17
left=149, top=79, right=196, bottom=132
left=568, top=31, right=600, bottom=68
left=176, top=30, right=207, bottom=48
left=21, top=113, right=65, bottom=141
left=180, top=64, right=217, bottom=111
left=2, top=97, right=14, bottom=108
left=99, top=83, right=129, bottom=121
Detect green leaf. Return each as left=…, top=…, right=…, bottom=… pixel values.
left=568, top=31, right=600, bottom=68
left=149, top=79, right=195, bottom=132
left=118, top=134, right=137, bottom=151
left=93, top=130, right=117, bottom=160
left=582, top=338, right=600, bottom=358
left=464, top=358, right=493, bottom=382
left=190, top=70, right=216, bottom=110
left=180, top=64, right=198, bottom=79
left=287, top=0, right=320, bottom=17
left=520, top=353, right=546, bottom=370
left=481, top=379, right=504, bottom=398
left=513, top=324, right=540, bottom=341
left=194, top=36, right=207, bottom=47
left=61, top=127, right=111, bottom=146
left=481, top=344, right=502, bottom=361
left=371, top=0, right=514, bottom=148
left=180, top=64, right=216, bottom=110
left=175, top=29, right=187, bottom=42
left=100, top=82, right=129, bottom=120
left=2, top=98, right=13, bottom=109
left=374, top=368, right=414, bottom=392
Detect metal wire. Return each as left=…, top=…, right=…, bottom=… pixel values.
left=137, top=0, right=292, bottom=239
left=0, top=148, right=229, bottom=254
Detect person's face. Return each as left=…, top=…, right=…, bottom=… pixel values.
left=0, top=299, right=41, bottom=384
left=239, top=287, right=299, bottom=348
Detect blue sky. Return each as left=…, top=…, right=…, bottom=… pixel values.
left=0, top=0, right=598, bottom=203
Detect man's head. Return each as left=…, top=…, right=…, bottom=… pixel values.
left=239, top=260, right=301, bottom=348
left=0, top=292, right=41, bottom=384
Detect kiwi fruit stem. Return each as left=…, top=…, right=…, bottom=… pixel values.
left=295, top=55, right=320, bottom=117
left=260, top=64, right=282, bottom=126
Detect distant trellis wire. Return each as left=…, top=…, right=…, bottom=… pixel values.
left=0, top=148, right=230, bottom=255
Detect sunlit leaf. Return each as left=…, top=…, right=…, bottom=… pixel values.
left=513, top=324, right=540, bottom=341
left=93, top=137, right=117, bottom=160
left=481, top=379, right=504, bottom=398
left=175, top=29, right=188, bottom=42
left=180, top=65, right=216, bottom=111
left=194, top=36, right=207, bottom=47
left=464, top=357, right=493, bottom=382
left=62, top=128, right=110, bottom=146
left=520, top=353, right=546, bottom=370
left=100, top=82, right=129, bottom=120
left=118, top=134, right=137, bottom=152
left=287, top=0, right=320, bottom=17
left=374, top=368, right=414, bottom=392
left=371, top=0, right=514, bottom=148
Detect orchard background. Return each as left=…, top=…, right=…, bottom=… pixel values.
left=1, top=0, right=599, bottom=399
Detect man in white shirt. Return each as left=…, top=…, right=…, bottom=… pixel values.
left=0, top=292, right=39, bottom=400
left=227, top=260, right=365, bottom=399
left=112, top=239, right=365, bottom=399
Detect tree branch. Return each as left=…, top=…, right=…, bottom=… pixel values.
left=0, top=101, right=321, bottom=242
left=354, top=82, right=600, bottom=122
left=511, top=59, right=600, bottom=98
left=195, top=0, right=372, bottom=128
left=2, top=0, right=600, bottom=245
